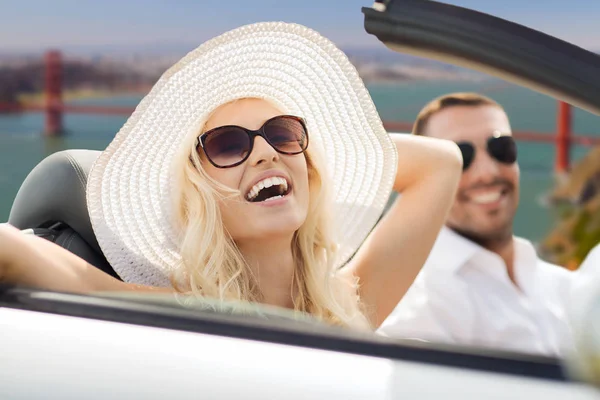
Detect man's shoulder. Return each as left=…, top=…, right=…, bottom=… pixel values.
left=537, top=258, right=571, bottom=274
left=534, top=256, right=573, bottom=296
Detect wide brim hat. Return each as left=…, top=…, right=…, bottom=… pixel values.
left=86, top=22, right=398, bottom=286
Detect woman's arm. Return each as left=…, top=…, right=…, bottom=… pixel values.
left=344, top=133, right=462, bottom=328
left=0, top=223, right=170, bottom=293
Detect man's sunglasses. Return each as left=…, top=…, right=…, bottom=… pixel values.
left=457, top=133, right=517, bottom=171
left=197, top=115, right=309, bottom=168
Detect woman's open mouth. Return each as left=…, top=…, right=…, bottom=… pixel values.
left=245, top=177, right=292, bottom=203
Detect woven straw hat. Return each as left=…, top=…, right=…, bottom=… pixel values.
left=86, top=22, right=398, bottom=286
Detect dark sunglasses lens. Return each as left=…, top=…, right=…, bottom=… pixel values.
left=202, top=127, right=251, bottom=167
left=488, top=136, right=517, bottom=164
left=457, top=142, right=475, bottom=171
left=263, top=117, right=308, bottom=154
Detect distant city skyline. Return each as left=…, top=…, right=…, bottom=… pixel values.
left=1, top=0, right=599, bottom=54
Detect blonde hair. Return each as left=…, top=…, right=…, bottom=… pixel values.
left=170, top=99, right=371, bottom=329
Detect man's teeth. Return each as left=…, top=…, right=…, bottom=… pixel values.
left=471, top=191, right=502, bottom=204
left=246, top=177, right=288, bottom=201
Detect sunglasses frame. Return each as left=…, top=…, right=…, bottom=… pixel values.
left=197, top=115, right=309, bottom=169
left=456, top=131, right=517, bottom=171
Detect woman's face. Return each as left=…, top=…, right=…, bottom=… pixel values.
left=198, top=98, right=310, bottom=244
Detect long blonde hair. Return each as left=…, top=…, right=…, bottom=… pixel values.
left=171, top=99, right=370, bottom=329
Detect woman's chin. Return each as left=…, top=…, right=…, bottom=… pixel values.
left=236, top=216, right=305, bottom=242
left=261, top=221, right=303, bottom=238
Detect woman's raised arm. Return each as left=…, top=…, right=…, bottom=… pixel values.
left=345, top=133, right=462, bottom=327
left=0, top=224, right=169, bottom=294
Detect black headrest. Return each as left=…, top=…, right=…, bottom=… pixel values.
left=8, top=150, right=118, bottom=278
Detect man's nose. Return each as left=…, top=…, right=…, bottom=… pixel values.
left=467, top=147, right=501, bottom=181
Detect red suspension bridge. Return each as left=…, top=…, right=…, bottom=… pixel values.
left=1, top=51, right=599, bottom=174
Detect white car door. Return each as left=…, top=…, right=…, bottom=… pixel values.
left=1, top=288, right=598, bottom=399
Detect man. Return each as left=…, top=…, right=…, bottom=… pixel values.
left=379, top=92, right=573, bottom=356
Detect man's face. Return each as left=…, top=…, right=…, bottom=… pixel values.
left=425, top=105, right=519, bottom=245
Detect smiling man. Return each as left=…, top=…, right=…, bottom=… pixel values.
left=379, top=92, right=573, bottom=356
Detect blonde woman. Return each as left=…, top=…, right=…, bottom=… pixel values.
left=0, top=22, right=461, bottom=329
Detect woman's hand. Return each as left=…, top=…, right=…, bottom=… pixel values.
left=345, top=133, right=462, bottom=328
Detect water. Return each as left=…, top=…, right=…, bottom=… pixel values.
left=1, top=81, right=598, bottom=244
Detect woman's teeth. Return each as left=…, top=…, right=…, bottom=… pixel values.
left=263, top=195, right=284, bottom=202
left=246, top=177, right=289, bottom=202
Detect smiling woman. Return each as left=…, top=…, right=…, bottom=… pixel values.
left=0, top=22, right=462, bottom=330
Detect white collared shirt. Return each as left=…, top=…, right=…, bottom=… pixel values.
left=378, top=227, right=574, bottom=356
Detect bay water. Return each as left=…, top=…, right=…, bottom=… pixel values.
left=1, top=80, right=598, bottom=243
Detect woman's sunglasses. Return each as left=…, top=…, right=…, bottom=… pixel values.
left=457, top=133, right=517, bottom=171
left=197, top=115, right=309, bottom=168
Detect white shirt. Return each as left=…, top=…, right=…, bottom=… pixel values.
left=378, top=227, right=573, bottom=356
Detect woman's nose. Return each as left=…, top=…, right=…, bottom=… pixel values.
left=248, top=136, right=279, bottom=166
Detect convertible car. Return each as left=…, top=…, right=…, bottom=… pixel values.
left=2, top=0, right=600, bottom=398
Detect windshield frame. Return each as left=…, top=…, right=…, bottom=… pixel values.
left=362, top=0, right=600, bottom=116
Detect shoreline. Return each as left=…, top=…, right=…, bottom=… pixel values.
left=17, top=87, right=151, bottom=104
left=14, top=76, right=496, bottom=104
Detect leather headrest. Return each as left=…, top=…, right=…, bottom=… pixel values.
left=9, top=149, right=102, bottom=254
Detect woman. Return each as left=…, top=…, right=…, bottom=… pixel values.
left=0, top=22, right=461, bottom=329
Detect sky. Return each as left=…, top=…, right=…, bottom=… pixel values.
left=0, top=0, right=599, bottom=53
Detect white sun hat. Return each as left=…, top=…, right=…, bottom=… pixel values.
left=86, top=21, right=398, bottom=287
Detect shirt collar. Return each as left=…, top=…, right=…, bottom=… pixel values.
left=428, top=226, right=481, bottom=274
left=512, top=236, right=540, bottom=292
left=430, top=226, right=539, bottom=273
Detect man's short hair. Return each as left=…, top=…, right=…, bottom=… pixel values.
left=413, top=92, right=504, bottom=136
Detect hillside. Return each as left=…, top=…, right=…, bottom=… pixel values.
left=541, top=146, right=600, bottom=269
